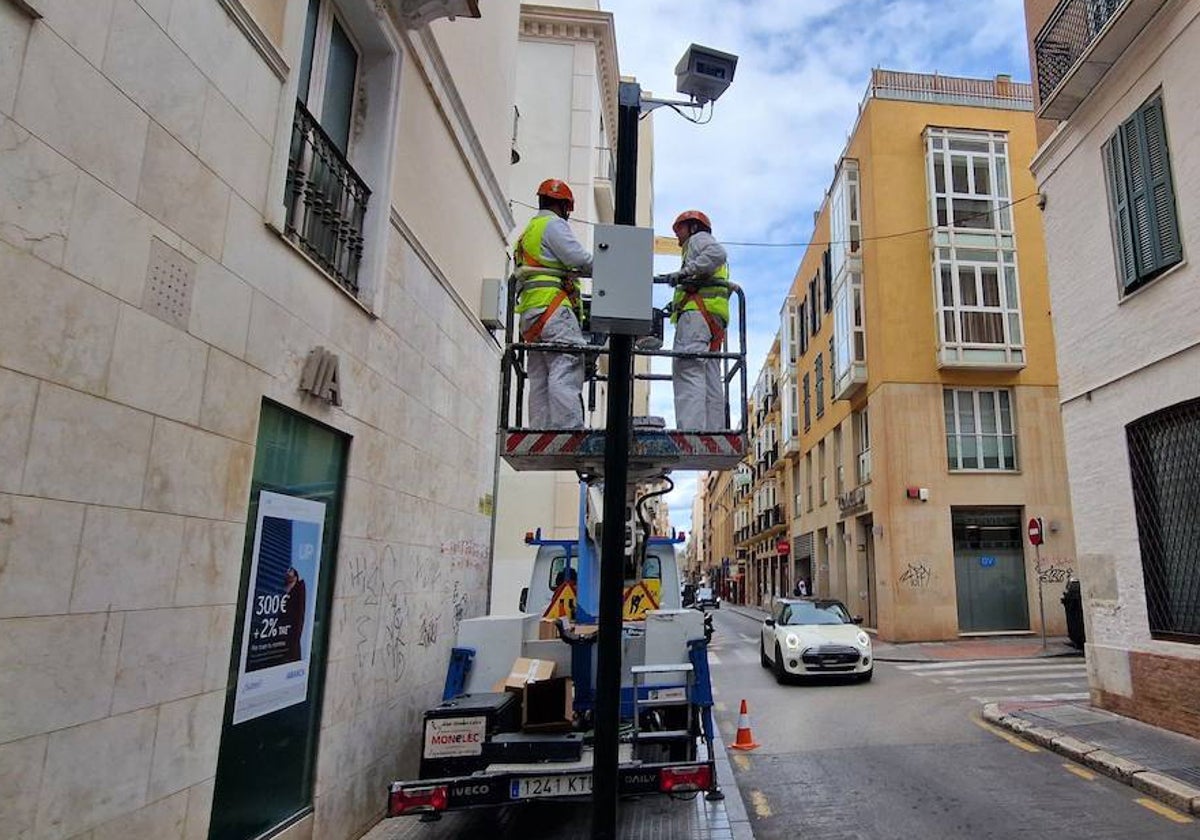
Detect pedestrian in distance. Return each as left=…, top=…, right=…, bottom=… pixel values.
left=666, top=210, right=731, bottom=431
left=794, top=578, right=808, bottom=597
left=513, top=179, right=592, bottom=428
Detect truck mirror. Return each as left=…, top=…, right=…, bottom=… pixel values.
left=519, top=587, right=528, bottom=612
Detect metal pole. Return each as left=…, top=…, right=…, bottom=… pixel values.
left=592, top=79, right=641, bottom=840
left=1035, top=543, right=1046, bottom=650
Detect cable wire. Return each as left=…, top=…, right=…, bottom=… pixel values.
left=508, top=191, right=1040, bottom=250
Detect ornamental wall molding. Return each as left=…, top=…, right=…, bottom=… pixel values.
left=519, top=5, right=620, bottom=148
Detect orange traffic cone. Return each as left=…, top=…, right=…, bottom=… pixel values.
left=729, top=699, right=761, bottom=751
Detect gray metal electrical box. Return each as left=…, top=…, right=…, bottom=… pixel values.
left=480, top=277, right=506, bottom=330
left=589, top=224, right=653, bottom=335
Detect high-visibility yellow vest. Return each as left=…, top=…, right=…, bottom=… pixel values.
left=514, top=216, right=570, bottom=315
left=670, top=241, right=730, bottom=324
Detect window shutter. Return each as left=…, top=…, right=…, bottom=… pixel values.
left=1104, top=132, right=1138, bottom=289
left=823, top=250, right=833, bottom=312
left=1121, top=114, right=1155, bottom=280
left=1141, top=96, right=1182, bottom=270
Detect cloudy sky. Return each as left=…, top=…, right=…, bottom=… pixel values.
left=597, top=0, right=1033, bottom=533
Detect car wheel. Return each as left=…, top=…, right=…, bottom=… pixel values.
left=857, top=668, right=873, bottom=683
left=773, top=644, right=787, bottom=684
left=759, top=637, right=770, bottom=669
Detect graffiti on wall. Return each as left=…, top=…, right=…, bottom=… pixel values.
left=1036, top=556, right=1075, bottom=584
left=899, top=562, right=933, bottom=589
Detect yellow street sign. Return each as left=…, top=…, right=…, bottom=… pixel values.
left=543, top=580, right=577, bottom=620
left=622, top=581, right=660, bottom=620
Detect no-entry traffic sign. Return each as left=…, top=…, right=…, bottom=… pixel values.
left=1028, top=517, right=1044, bottom=546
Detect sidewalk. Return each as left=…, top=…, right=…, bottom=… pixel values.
left=984, top=700, right=1200, bottom=817
left=362, top=727, right=753, bottom=840
left=725, top=602, right=1200, bottom=817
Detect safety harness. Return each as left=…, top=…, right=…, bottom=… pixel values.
left=681, top=286, right=728, bottom=352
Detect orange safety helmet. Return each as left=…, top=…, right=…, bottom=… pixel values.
left=672, top=209, right=712, bottom=238
left=537, top=178, right=575, bottom=211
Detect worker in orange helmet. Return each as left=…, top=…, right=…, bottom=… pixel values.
left=512, top=179, right=592, bottom=428
left=667, top=209, right=731, bottom=431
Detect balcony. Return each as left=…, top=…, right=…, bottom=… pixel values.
left=1035, top=0, right=1168, bottom=120
left=285, top=100, right=370, bottom=296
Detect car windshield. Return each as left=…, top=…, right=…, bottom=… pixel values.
left=780, top=601, right=852, bottom=626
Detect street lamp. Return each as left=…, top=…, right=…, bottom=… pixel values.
left=592, top=43, right=737, bottom=840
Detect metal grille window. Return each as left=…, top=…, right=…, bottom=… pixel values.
left=1103, top=92, right=1182, bottom=295
left=1127, top=397, right=1200, bottom=643
left=285, top=0, right=370, bottom=296
left=944, top=389, right=1017, bottom=471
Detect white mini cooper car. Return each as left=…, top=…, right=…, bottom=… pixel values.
left=760, top=598, right=873, bottom=684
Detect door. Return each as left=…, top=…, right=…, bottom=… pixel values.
left=860, top=515, right=878, bottom=628
left=209, top=402, right=349, bottom=839
left=952, top=507, right=1029, bottom=633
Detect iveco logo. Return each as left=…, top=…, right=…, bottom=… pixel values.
left=452, top=784, right=490, bottom=796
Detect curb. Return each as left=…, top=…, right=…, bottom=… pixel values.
left=982, top=704, right=1200, bottom=817
left=709, top=726, right=755, bottom=839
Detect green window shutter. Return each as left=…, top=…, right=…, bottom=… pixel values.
left=1141, top=96, right=1182, bottom=270
left=1104, top=131, right=1138, bottom=289
left=1122, top=113, right=1155, bottom=280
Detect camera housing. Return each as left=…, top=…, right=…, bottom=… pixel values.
left=674, top=44, right=738, bottom=104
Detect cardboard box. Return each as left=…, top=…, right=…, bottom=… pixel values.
left=538, top=618, right=561, bottom=641
left=494, top=657, right=556, bottom=693
left=522, top=676, right=574, bottom=732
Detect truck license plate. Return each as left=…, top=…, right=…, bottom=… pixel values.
left=510, top=773, right=592, bottom=799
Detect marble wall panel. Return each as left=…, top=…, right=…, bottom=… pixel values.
left=91, top=790, right=187, bottom=840
left=198, top=86, right=271, bottom=209
left=0, top=241, right=120, bottom=395
left=188, top=256, right=253, bottom=358
left=0, top=3, right=31, bottom=116
left=198, top=348, right=266, bottom=444
left=147, top=689, right=224, bottom=800
left=174, top=517, right=244, bottom=607
left=137, top=123, right=230, bottom=260
left=0, top=734, right=46, bottom=840
left=14, top=24, right=148, bottom=202
left=35, top=707, right=156, bottom=840
left=111, top=606, right=212, bottom=714
left=22, top=385, right=152, bottom=507
left=0, top=495, right=85, bottom=618
left=106, top=306, right=210, bottom=424
left=0, top=116, right=78, bottom=266
left=143, top=418, right=253, bottom=521
left=103, top=0, right=209, bottom=152
left=71, top=506, right=184, bottom=613
left=0, top=368, right=37, bottom=494
left=0, top=612, right=122, bottom=743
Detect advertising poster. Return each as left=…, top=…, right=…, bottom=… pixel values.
left=233, top=491, right=326, bottom=724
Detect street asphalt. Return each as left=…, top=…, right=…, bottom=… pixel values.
left=707, top=606, right=1197, bottom=838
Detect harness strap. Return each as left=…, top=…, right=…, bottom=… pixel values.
left=684, top=290, right=726, bottom=352
left=521, top=291, right=570, bottom=343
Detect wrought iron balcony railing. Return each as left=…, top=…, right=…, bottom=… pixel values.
left=1033, top=0, right=1166, bottom=119
left=285, top=100, right=370, bottom=296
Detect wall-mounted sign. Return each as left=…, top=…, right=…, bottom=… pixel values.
left=776, top=539, right=790, bottom=556
left=233, top=491, right=326, bottom=724
left=299, top=346, right=341, bottom=405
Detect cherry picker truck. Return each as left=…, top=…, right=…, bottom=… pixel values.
left=385, top=223, right=749, bottom=821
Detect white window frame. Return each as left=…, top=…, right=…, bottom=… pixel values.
left=944, top=389, right=1018, bottom=472
left=855, top=408, right=871, bottom=484
left=926, top=128, right=1025, bottom=368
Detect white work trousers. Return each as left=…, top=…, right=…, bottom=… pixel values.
left=672, top=310, right=725, bottom=431
left=521, top=305, right=585, bottom=428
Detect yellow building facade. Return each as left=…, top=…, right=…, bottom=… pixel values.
left=730, top=70, right=1077, bottom=641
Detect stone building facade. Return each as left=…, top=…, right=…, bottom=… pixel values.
left=0, top=0, right=528, bottom=837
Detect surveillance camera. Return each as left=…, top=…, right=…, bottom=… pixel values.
left=674, top=43, right=738, bottom=104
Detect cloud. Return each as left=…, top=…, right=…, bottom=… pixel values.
left=601, top=0, right=1031, bottom=532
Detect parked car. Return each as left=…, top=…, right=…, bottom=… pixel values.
left=694, top=586, right=720, bottom=610
left=759, top=598, right=872, bottom=684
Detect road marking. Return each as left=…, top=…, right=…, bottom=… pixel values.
left=969, top=692, right=1090, bottom=704
left=896, top=658, right=1072, bottom=671
left=1135, top=797, right=1194, bottom=824
left=1062, top=763, right=1096, bottom=781
left=939, top=669, right=1089, bottom=684
left=748, top=789, right=773, bottom=818
left=929, top=664, right=1088, bottom=678
left=971, top=714, right=1040, bottom=753
left=740, top=634, right=757, bottom=643
left=732, top=753, right=750, bottom=771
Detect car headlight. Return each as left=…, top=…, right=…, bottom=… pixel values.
left=857, top=631, right=871, bottom=648
left=785, top=633, right=800, bottom=649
